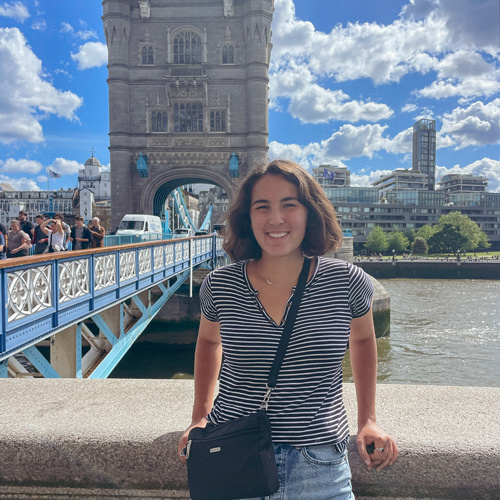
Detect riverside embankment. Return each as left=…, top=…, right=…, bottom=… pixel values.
left=355, top=259, right=500, bottom=279
left=0, top=379, right=498, bottom=499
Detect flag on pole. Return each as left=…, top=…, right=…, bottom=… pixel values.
left=48, top=168, right=61, bottom=178
left=323, top=168, right=335, bottom=180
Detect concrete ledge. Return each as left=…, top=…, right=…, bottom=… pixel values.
left=356, top=260, right=500, bottom=280
left=0, top=380, right=498, bottom=499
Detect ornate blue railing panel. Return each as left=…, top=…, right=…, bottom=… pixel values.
left=0, top=235, right=219, bottom=361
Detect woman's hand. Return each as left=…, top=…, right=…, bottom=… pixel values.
left=178, top=417, right=208, bottom=464
left=357, top=419, right=399, bottom=471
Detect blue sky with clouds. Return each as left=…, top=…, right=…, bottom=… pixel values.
left=0, top=0, right=499, bottom=192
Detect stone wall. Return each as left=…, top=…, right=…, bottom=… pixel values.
left=356, top=260, right=500, bottom=280
left=0, top=380, right=498, bottom=499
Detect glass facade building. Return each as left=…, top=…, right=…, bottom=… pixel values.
left=412, top=119, right=436, bottom=190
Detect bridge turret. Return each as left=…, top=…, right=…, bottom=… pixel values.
left=243, top=0, right=274, bottom=169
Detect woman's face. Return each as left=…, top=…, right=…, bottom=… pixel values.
left=249, top=174, right=308, bottom=260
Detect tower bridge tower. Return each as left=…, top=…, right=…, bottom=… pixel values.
left=102, top=0, right=274, bottom=229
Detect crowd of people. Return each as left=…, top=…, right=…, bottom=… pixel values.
left=0, top=211, right=105, bottom=259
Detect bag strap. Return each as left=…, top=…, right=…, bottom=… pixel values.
left=261, top=257, right=310, bottom=408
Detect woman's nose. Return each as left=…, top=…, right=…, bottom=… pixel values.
left=268, top=207, right=285, bottom=225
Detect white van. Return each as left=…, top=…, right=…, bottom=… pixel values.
left=173, top=227, right=195, bottom=237
left=116, top=214, right=163, bottom=236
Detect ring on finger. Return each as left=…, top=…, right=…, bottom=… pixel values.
left=375, top=447, right=384, bottom=453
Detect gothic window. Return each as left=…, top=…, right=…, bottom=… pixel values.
left=152, top=111, right=168, bottom=132
left=210, top=111, right=226, bottom=132
left=174, top=31, right=202, bottom=64
left=141, top=45, right=154, bottom=65
left=174, top=103, right=203, bottom=132
left=222, top=44, right=234, bottom=64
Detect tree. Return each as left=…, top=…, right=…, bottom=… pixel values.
left=387, top=230, right=409, bottom=253
left=416, top=225, right=435, bottom=242
left=404, top=228, right=416, bottom=245
left=427, top=223, right=468, bottom=253
left=411, top=237, right=428, bottom=255
left=477, top=231, right=491, bottom=250
left=364, top=226, right=388, bottom=254
left=436, top=212, right=488, bottom=251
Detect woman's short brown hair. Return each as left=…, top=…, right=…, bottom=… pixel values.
left=223, top=159, right=343, bottom=261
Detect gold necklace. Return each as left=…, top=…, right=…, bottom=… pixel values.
left=257, top=260, right=302, bottom=286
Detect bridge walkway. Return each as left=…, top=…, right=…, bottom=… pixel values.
left=0, top=235, right=226, bottom=379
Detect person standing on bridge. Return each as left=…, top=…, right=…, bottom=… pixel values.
left=178, top=159, right=398, bottom=499
left=88, top=217, right=105, bottom=248
left=70, top=215, right=92, bottom=250
left=6, top=220, right=31, bottom=258
left=40, top=217, right=65, bottom=253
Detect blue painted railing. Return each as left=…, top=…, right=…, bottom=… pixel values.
left=0, top=235, right=224, bottom=362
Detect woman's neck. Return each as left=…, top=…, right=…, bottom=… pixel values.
left=257, top=253, right=304, bottom=283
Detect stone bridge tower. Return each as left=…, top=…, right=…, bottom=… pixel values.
left=102, top=0, right=274, bottom=229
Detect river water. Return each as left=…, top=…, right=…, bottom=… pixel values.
left=111, top=279, right=500, bottom=387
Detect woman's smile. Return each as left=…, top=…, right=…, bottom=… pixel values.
left=250, top=174, right=308, bottom=260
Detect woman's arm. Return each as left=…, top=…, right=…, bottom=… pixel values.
left=40, top=220, right=49, bottom=235
left=350, top=309, right=399, bottom=470
left=178, top=314, right=222, bottom=462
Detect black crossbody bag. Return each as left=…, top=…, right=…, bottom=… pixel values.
left=185, top=258, right=310, bottom=500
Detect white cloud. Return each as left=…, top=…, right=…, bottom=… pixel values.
left=270, top=62, right=393, bottom=124
left=350, top=169, right=394, bottom=187
left=440, top=98, right=500, bottom=147
left=436, top=157, right=500, bottom=193
left=320, top=124, right=391, bottom=160
left=271, top=0, right=499, bottom=105
left=402, top=103, right=418, bottom=113
left=48, top=157, right=83, bottom=175
left=402, top=0, right=500, bottom=54
left=0, top=28, right=83, bottom=144
left=0, top=158, right=43, bottom=174
left=0, top=1, right=29, bottom=22
left=71, top=41, right=108, bottom=70
left=61, top=22, right=98, bottom=42
left=269, top=123, right=405, bottom=169
left=31, top=18, right=46, bottom=31
left=268, top=141, right=320, bottom=170
left=0, top=174, right=40, bottom=190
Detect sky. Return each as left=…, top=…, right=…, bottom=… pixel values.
left=0, top=0, right=499, bottom=193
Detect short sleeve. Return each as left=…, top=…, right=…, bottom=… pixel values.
left=348, top=263, right=374, bottom=318
left=199, top=271, right=219, bottom=322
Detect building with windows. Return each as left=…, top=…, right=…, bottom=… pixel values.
left=102, top=0, right=274, bottom=229
left=198, top=186, right=229, bottom=230
left=327, top=188, right=500, bottom=249
left=371, top=169, right=429, bottom=199
left=412, top=118, right=436, bottom=190
left=313, top=170, right=500, bottom=249
left=0, top=189, right=75, bottom=227
left=437, top=174, right=488, bottom=195
left=77, top=154, right=111, bottom=221
left=312, top=165, right=350, bottom=189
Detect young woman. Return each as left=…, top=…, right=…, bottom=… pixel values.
left=178, top=160, right=398, bottom=499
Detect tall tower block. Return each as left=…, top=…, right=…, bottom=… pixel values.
left=412, top=118, right=436, bottom=191
left=102, top=0, right=274, bottom=230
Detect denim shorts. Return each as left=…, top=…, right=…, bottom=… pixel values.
left=243, top=443, right=354, bottom=500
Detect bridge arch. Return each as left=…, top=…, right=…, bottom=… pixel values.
left=139, top=167, right=237, bottom=216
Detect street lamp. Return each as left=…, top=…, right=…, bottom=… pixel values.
left=392, top=249, right=395, bottom=262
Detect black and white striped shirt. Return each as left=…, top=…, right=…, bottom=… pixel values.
left=200, top=257, right=374, bottom=449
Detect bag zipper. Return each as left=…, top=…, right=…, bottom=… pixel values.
left=185, top=439, right=192, bottom=460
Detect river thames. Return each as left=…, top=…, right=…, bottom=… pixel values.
left=111, top=278, right=500, bottom=387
